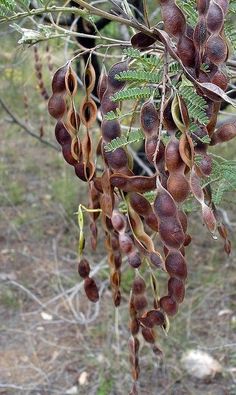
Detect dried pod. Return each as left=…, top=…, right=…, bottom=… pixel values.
left=52, top=64, right=68, bottom=94
left=167, top=173, right=190, bottom=203
left=132, top=276, right=146, bottom=295
left=101, top=119, right=121, bottom=142
left=105, top=148, right=128, bottom=170
left=205, top=35, right=228, bottom=65
left=160, top=0, right=186, bottom=38
left=55, top=121, right=71, bottom=145
left=210, top=122, right=236, bottom=145
left=48, top=95, right=66, bottom=119
left=78, top=258, right=90, bottom=278
left=149, top=252, right=163, bottom=269
left=128, top=252, right=142, bottom=269
left=177, top=35, right=196, bottom=67
left=110, top=174, right=156, bottom=193
left=168, top=277, right=185, bottom=303
left=165, top=138, right=183, bottom=172
left=130, top=318, right=140, bottom=335
left=139, top=310, right=165, bottom=328
left=154, top=190, right=177, bottom=218
left=131, top=32, right=157, bottom=49
left=206, top=1, right=224, bottom=33
left=97, top=69, right=108, bottom=101
left=80, top=98, right=97, bottom=128
left=119, top=233, right=134, bottom=254
left=62, top=143, right=78, bottom=166
left=159, top=217, right=185, bottom=250
left=141, top=100, right=159, bottom=135
left=141, top=327, right=156, bottom=343
left=211, top=70, right=228, bottom=90
left=65, top=66, right=78, bottom=96
left=133, top=295, right=148, bottom=312
left=108, top=60, right=128, bottom=90
left=129, top=192, right=152, bottom=216
left=165, top=251, right=187, bottom=280
left=111, top=210, right=126, bottom=233
left=100, top=91, right=119, bottom=115
left=84, top=277, right=99, bottom=302
left=160, top=296, right=178, bottom=316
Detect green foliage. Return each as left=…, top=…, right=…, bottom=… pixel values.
left=0, top=0, right=15, bottom=16
left=104, top=129, right=144, bottom=152
left=111, top=86, right=156, bottom=102
left=115, top=69, right=162, bottom=84
left=206, top=158, right=236, bottom=205
left=179, top=84, right=209, bottom=125
left=123, top=48, right=163, bottom=69
left=225, top=21, right=236, bottom=53
left=176, top=0, right=197, bottom=26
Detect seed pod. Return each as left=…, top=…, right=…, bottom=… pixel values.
left=160, top=0, right=186, bottom=38
left=159, top=217, right=185, bottom=250
left=168, top=277, right=185, bottom=303
left=65, top=66, right=78, bottom=96
left=100, top=91, right=119, bottom=115
left=177, top=35, right=196, bottom=68
left=131, top=32, right=157, bottom=49
left=210, top=122, right=236, bottom=145
left=160, top=296, right=178, bottom=316
left=130, top=318, right=140, bottom=335
left=78, top=258, right=90, bottom=278
left=132, top=276, right=146, bottom=295
left=128, top=252, right=142, bottom=269
left=154, top=190, right=177, bottom=218
left=149, top=252, right=163, bottom=269
left=104, top=148, right=128, bottom=170
left=107, top=60, right=128, bottom=90
left=119, top=234, right=134, bottom=254
left=55, top=121, right=71, bottom=145
left=111, top=210, right=126, bottom=233
left=84, top=277, right=99, bottom=302
left=110, top=174, right=156, bottom=193
left=205, top=35, right=228, bottom=65
left=167, top=173, right=190, bottom=203
left=52, top=64, right=68, bottom=94
left=206, top=1, right=224, bottom=33
left=101, top=119, right=121, bottom=142
left=165, top=251, right=187, bottom=280
left=165, top=138, right=183, bottom=172
left=141, top=100, right=159, bottom=135
left=133, top=295, right=148, bottom=312
left=141, top=327, right=156, bottom=343
left=48, top=95, right=66, bottom=119
left=139, top=310, right=165, bottom=328
left=62, top=143, right=78, bottom=166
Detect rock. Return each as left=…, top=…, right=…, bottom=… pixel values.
left=181, top=349, right=222, bottom=379
left=65, top=386, right=78, bottom=395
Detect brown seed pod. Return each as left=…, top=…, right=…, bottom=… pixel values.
left=128, top=252, right=142, bottom=269
left=211, top=70, right=228, bottom=90
left=168, top=277, right=185, bottom=303
left=80, top=98, right=97, bottom=128
left=154, top=190, right=177, bottom=218
left=55, top=121, right=71, bottom=145
left=129, top=192, right=152, bottom=216
left=132, top=276, right=146, bottom=295
left=62, top=143, right=78, bottom=166
left=149, top=252, right=163, bottom=269
left=100, top=90, right=119, bottom=115
left=141, top=327, right=156, bottom=343
left=131, top=32, right=157, bottom=49
left=167, top=173, right=190, bottom=203
left=101, top=119, right=121, bottom=142
left=206, top=1, right=224, bottom=33
left=139, top=310, right=165, bottom=328
left=78, top=258, right=91, bottom=278
left=205, top=35, right=228, bottom=65
left=160, top=295, right=178, bottom=316
left=119, top=233, right=134, bottom=254
left=177, top=35, right=196, bottom=68
left=84, top=277, right=99, bottom=302
left=159, top=217, right=185, bottom=250
left=51, top=64, right=68, bottom=94
left=160, top=0, right=186, bottom=38
left=110, top=174, right=156, bottom=193
left=165, top=138, right=183, bottom=172
left=165, top=251, right=187, bottom=280
left=48, top=95, right=66, bottom=120
left=111, top=210, right=126, bottom=233
left=140, top=100, right=159, bottom=135
left=145, top=137, right=165, bottom=164
left=130, top=318, right=140, bottom=335
left=65, top=66, right=78, bottom=96
left=107, top=60, right=128, bottom=90
left=104, top=148, right=128, bottom=170
left=210, top=122, right=236, bottom=145
left=133, top=295, right=148, bottom=312
left=97, top=69, right=108, bottom=101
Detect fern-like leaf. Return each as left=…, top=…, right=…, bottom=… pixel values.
left=225, top=20, right=236, bottom=52
left=112, top=87, right=156, bottom=102
left=104, top=129, right=144, bottom=152
left=115, top=69, right=162, bottom=84
left=179, top=85, right=209, bottom=125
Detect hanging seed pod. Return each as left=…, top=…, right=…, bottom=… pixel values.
left=206, top=1, right=224, bottom=33
left=205, top=35, right=228, bottom=65
left=165, top=250, right=188, bottom=280
left=141, top=327, right=156, bottom=343
left=139, top=310, right=165, bottom=328
left=141, top=100, right=159, bottom=135
left=210, top=122, right=236, bottom=145
left=52, top=64, right=68, bottom=94
left=48, top=95, right=66, bottom=120
left=132, top=276, right=146, bottom=295
left=110, top=174, right=156, bottom=193
left=168, top=277, right=185, bottom=303
left=131, top=32, right=157, bottom=49
left=160, top=0, right=186, bottom=38
left=154, top=189, right=177, bottom=218
left=107, top=60, right=128, bottom=90
left=177, top=35, right=196, bottom=68
left=84, top=277, right=99, bottom=302
left=78, top=258, right=91, bottom=278
left=158, top=217, right=185, bottom=250
left=160, top=295, right=178, bottom=316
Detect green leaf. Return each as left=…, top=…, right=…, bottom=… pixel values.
left=111, top=87, right=156, bottom=102
left=104, top=129, right=145, bottom=152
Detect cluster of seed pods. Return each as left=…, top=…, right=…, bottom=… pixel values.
left=47, top=0, right=236, bottom=391
left=33, top=46, right=49, bottom=100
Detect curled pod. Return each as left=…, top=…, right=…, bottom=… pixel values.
left=97, top=69, right=108, bottom=101
left=66, top=108, right=81, bottom=133
left=101, top=119, right=121, bottom=142
left=65, top=66, right=78, bottom=96
left=84, top=62, right=96, bottom=96
left=78, top=258, right=90, bottom=278
left=132, top=276, right=146, bottom=295
left=163, top=98, right=177, bottom=132
left=51, top=64, right=68, bottom=94
left=141, top=327, right=156, bottom=343
left=107, top=60, right=128, bottom=90
left=119, top=233, right=134, bottom=254
left=62, top=143, right=78, bottom=166
left=140, top=100, right=159, bottom=135
left=160, top=0, right=186, bottom=38
left=110, top=174, right=156, bottom=193
left=84, top=277, right=99, bottom=302
left=104, top=148, right=128, bottom=170
left=206, top=1, right=224, bottom=33
left=48, top=94, right=66, bottom=120
left=139, top=309, right=165, bottom=328
left=55, top=121, right=71, bottom=145
left=154, top=189, right=177, bottom=218
left=74, top=162, right=88, bottom=182
left=128, top=336, right=140, bottom=355
left=210, top=123, right=236, bottom=145
left=168, top=277, right=185, bottom=303
left=128, top=252, right=142, bottom=269
left=193, top=18, right=208, bottom=49
left=80, top=98, right=97, bottom=128
left=167, top=173, right=190, bottom=203
left=131, top=31, right=157, bottom=49
left=165, top=138, right=183, bottom=172
left=160, top=295, right=178, bottom=316
left=205, top=35, right=228, bottom=65
left=133, top=294, right=148, bottom=312
left=177, top=35, right=196, bottom=68
left=165, top=250, right=187, bottom=280
left=111, top=210, right=126, bottom=233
